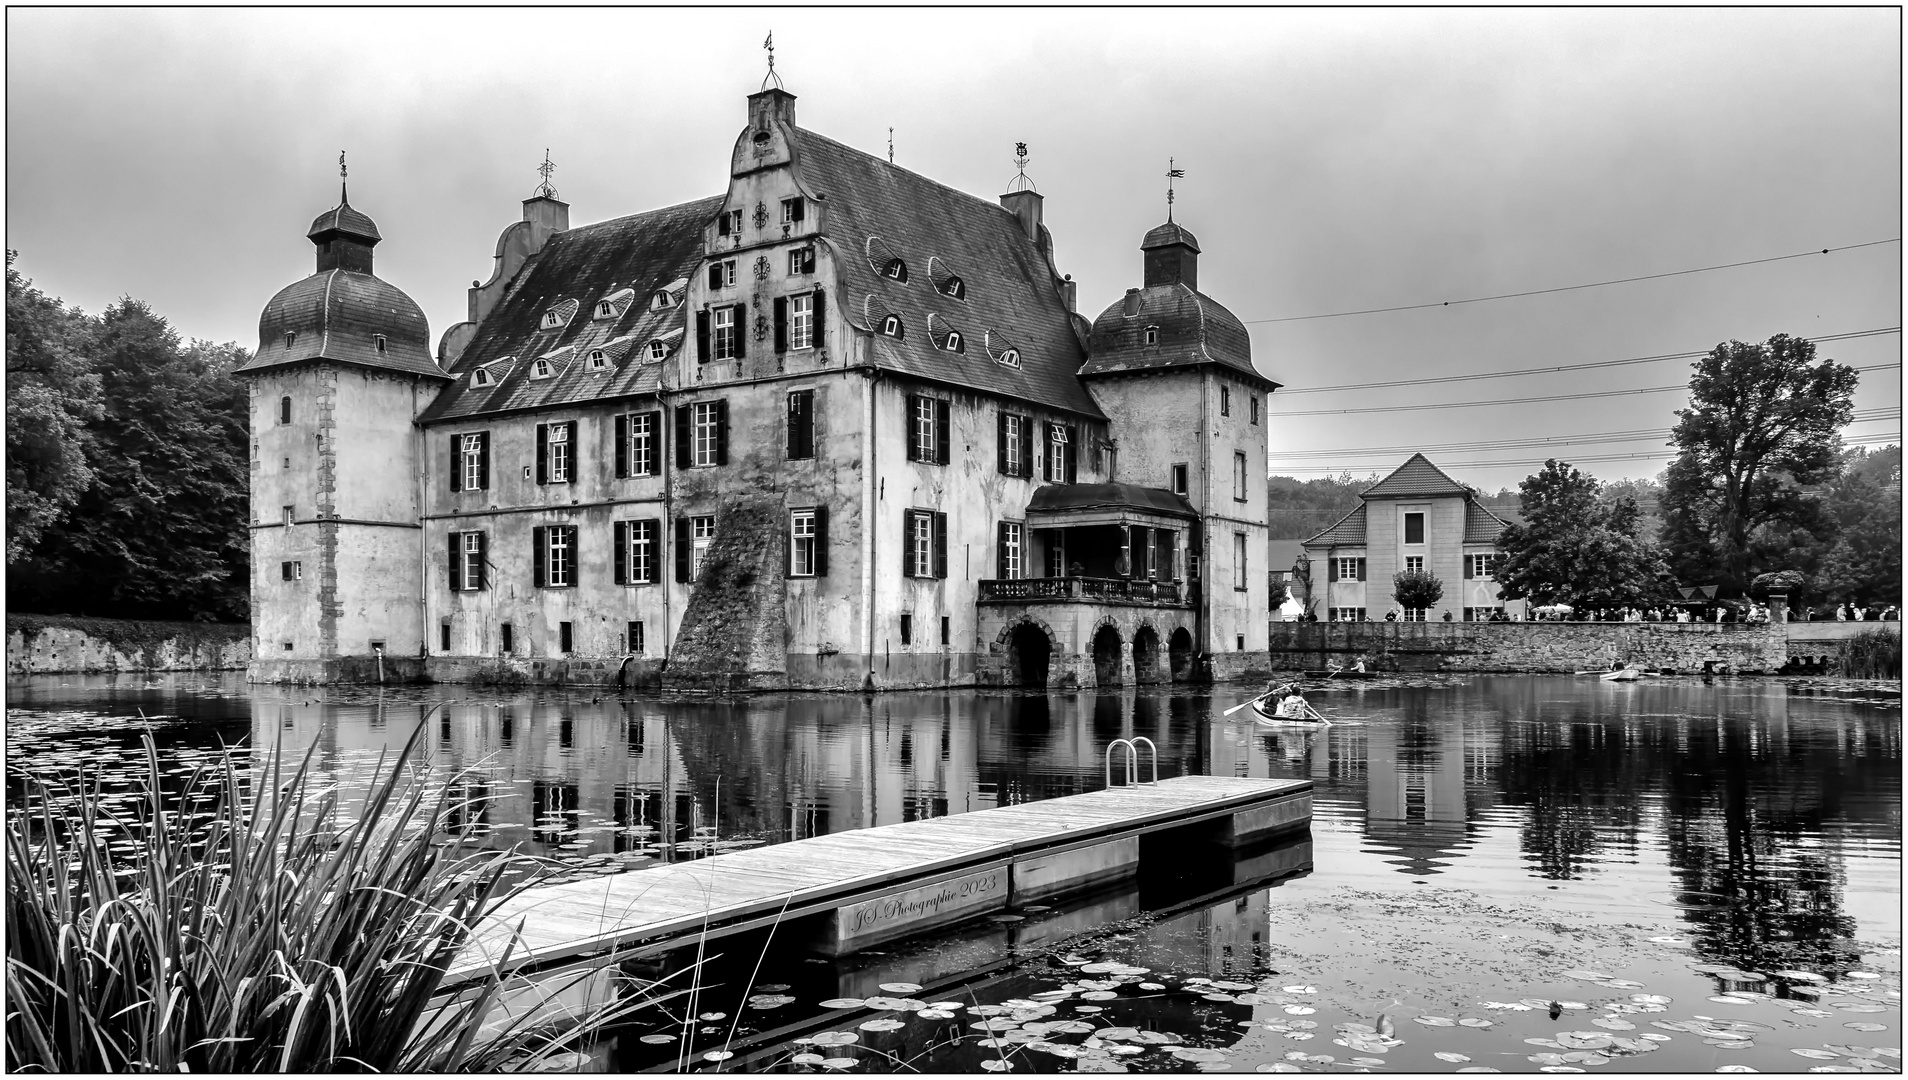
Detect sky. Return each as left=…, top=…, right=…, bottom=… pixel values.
left=7, top=8, right=1901, bottom=496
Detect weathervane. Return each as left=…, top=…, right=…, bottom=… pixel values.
left=1166, top=157, right=1184, bottom=222
left=1008, top=142, right=1037, bottom=193
left=535, top=149, right=558, bottom=199
left=888, top=127, right=894, bottom=165
left=339, top=150, right=348, bottom=203
left=761, top=31, right=784, bottom=90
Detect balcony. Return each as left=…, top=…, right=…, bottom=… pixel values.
left=977, top=576, right=1192, bottom=608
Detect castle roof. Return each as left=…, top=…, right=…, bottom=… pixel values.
left=1361, top=453, right=1471, bottom=498
left=307, top=201, right=381, bottom=243
left=1081, top=282, right=1274, bottom=388
left=418, top=195, right=724, bottom=424
left=240, top=268, right=442, bottom=380
left=790, top=129, right=1104, bottom=419
left=1141, top=221, right=1200, bottom=252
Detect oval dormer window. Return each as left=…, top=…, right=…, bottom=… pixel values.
left=588, top=349, right=607, bottom=371
left=999, top=348, right=1021, bottom=368
left=285, top=331, right=297, bottom=348
left=1144, top=325, right=1160, bottom=346
left=883, top=258, right=909, bottom=283
left=941, top=276, right=966, bottom=300
left=652, top=290, right=674, bottom=310
left=541, top=312, right=563, bottom=330
left=471, top=368, right=492, bottom=387
left=881, top=314, right=905, bottom=339
left=532, top=358, right=553, bottom=379
left=944, top=330, right=966, bottom=354
left=648, top=340, right=669, bottom=361
left=598, top=302, right=615, bottom=318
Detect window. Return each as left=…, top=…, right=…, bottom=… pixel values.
left=881, top=314, right=905, bottom=338
left=280, top=560, right=302, bottom=581
left=559, top=622, right=574, bottom=654
left=282, top=457, right=290, bottom=470
left=691, top=515, right=715, bottom=579
left=1402, top=608, right=1428, bottom=622
left=441, top=622, right=452, bottom=652
left=1171, top=463, right=1189, bottom=497
left=1046, top=422, right=1076, bottom=483
left=627, top=621, right=645, bottom=654
left=883, top=258, right=909, bottom=282
left=1250, top=395, right=1259, bottom=424
left=790, top=508, right=819, bottom=577
left=787, top=391, right=815, bottom=459
left=943, top=330, right=965, bottom=354
left=998, top=347, right=1020, bottom=367
left=652, top=289, right=676, bottom=310
left=374, top=334, right=387, bottom=354
left=1220, top=385, right=1231, bottom=416
left=618, top=412, right=657, bottom=477
left=450, top=530, right=486, bottom=591
left=1144, top=325, right=1159, bottom=346
left=531, top=358, right=553, bottom=379
left=781, top=196, right=805, bottom=224
left=454, top=432, right=488, bottom=492
left=1464, top=606, right=1500, bottom=622
left=1404, top=512, right=1425, bottom=545
left=534, top=525, right=576, bottom=588
left=941, top=275, right=965, bottom=300
left=597, top=301, right=617, bottom=319
left=998, top=521, right=1023, bottom=579
left=1331, top=607, right=1368, bottom=622
left=587, top=349, right=607, bottom=371
left=902, top=509, right=947, bottom=579
left=1335, top=557, right=1363, bottom=581
left=537, top=422, right=574, bottom=484
left=907, top=395, right=949, bottom=465
left=1404, top=555, right=1425, bottom=575
left=708, top=259, right=737, bottom=290
left=1234, top=452, right=1248, bottom=502
left=285, top=331, right=297, bottom=348
left=900, top=613, right=913, bottom=645
left=693, top=402, right=722, bottom=467
left=278, top=396, right=292, bottom=424
left=712, top=306, right=738, bottom=359
left=615, top=519, right=658, bottom=584
left=941, top=616, right=950, bottom=647
left=501, top=623, right=514, bottom=654
left=1046, top=533, right=1068, bottom=578
left=998, top=413, right=1033, bottom=478
left=540, top=308, right=568, bottom=330
left=471, top=367, right=493, bottom=387
left=788, top=246, right=816, bottom=276
left=789, top=293, right=815, bottom=350
left=1234, top=533, right=1248, bottom=592
left=1468, top=553, right=1499, bottom=579
left=646, top=340, right=669, bottom=361
left=718, top=209, right=743, bottom=236
left=282, top=505, right=294, bottom=526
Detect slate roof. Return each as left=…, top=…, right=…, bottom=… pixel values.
left=308, top=202, right=382, bottom=242
left=1142, top=221, right=1201, bottom=252
left=790, top=129, right=1106, bottom=420
left=1026, top=482, right=1197, bottom=519
left=1301, top=503, right=1367, bottom=546
left=1464, top=499, right=1510, bottom=544
left=417, top=195, right=725, bottom=424
left=1081, top=282, right=1275, bottom=388
left=240, top=269, right=444, bottom=380
left=1361, top=453, right=1471, bottom=498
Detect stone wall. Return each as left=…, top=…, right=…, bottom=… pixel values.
left=1267, top=621, right=1788, bottom=675
left=8, top=615, right=252, bottom=675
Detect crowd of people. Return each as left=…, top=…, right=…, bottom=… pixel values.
left=1299, top=603, right=1899, bottom=623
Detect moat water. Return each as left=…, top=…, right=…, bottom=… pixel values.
left=8, top=673, right=1901, bottom=1073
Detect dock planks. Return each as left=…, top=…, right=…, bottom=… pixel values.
left=445, top=774, right=1309, bottom=986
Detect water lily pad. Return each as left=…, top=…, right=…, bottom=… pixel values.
left=863, top=996, right=913, bottom=1011
left=1714, top=1066, right=1758, bottom=1073
left=979, top=1060, right=1014, bottom=1072
left=808, top=1031, right=860, bottom=1047
left=1843, top=1023, right=1889, bottom=1033
left=1592, top=1017, right=1636, bottom=1030
left=1257, top=1064, right=1301, bottom=1073
left=1436, top=1052, right=1473, bottom=1062
left=917, top=1009, right=954, bottom=1020
left=926, top=1001, right=965, bottom=1011
left=1581, top=1055, right=1611, bottom=1067
left=1460, top=1018, right=1493, bottom=1028
left=1776, top=971, right=1828, bottom=983
left=703, top=1051, right=734, bottom=1061
left=1556, top=1033, right=1612, bottom=1050
left=1455, top=1068, right=1502, bottom=1073
left=1561, top=970, right=1611, bottom=981
left=1050, top=1021, right=1096, bottom=1035
left=1081, top=991, right=1118, bottom=1001
left=1839, top=1004, right=1890, bottom=1013
left=1845, top=973, right=1882, bottom=980
left=1793, top=1049, right=1843, bottom=1060
left=1414, top=1016, right=1456, bottom=1027
left=1213, top=980, right=1255, bottom=991
left=1526, top=1038, right=1565, bottom=1048
left=1284, top=1005, right=1316, bottom=1015
left=878, top=982, right=923, bottom=994
left=1172, top=1048, right=1228, bottom=1063
left=699, top=1011, right=727, bottom=1021
left=820, top=1058, right=858, bottom=1070
left=858, top=1018, right=904, bottom=1032
left=791, top=1053, right=824, bottom=1065
left=1074, top=1006, right=1104, bottom=1014
left=1708, top=1040, right=1755, bottom=1049
left=1281, top=985, right=1318, bottom=994
left=749, top=994, right=796, bottom=1009
left=637, top=1034, right=675, bottom=1044
left=971, top=1019, right=1021, bottom=1032
left=1139, top=982, right=1166, bottom=991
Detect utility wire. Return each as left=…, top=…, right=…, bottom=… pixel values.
left=1277, top=327, right=1902, bottom=395
left=1244, top=239, right=1902, bottom=325
left=1271, top=433, right=1901, bottom=473
left=1266, top=410, right=1901, bottom=459
left=1273, top=362, right=1902, bottom=416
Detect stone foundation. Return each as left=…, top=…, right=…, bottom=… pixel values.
left=9, top=616, right=251, bottom=675
left=1267, top=621, right=1789, bottom=674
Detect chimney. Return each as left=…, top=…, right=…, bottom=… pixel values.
left=1121, top=287, right=1141, bottom=317
left=749, top=87, right=797, bottom=131
left=999, top=189, right=1043, bottom=244
left=521, top=194, right=570, bottom=255
left=1057, top=273, right=1077, bottom=313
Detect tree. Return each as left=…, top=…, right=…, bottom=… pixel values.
left=1267, top=577, right=1290, bottom=611
left=1392, top=569, right=1444, bottom=612
left=1495, top=459, right=1671, bottom=609
left=6, top=251, right=102, bottom=562
left=1662, top=334, right=1859, bottom=595
left=1814, top=462, right=1902, bottom=607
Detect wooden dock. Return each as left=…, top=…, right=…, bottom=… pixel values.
left=444, top=774, right=1311, bottom=988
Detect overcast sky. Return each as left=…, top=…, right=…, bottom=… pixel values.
left=8, top=8, right=1900, bottom=495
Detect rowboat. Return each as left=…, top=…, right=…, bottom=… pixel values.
left=1250, top=698, right=1331, bottom=726
left=1598, top=667, right=1660, bottom=681
left=1301, top=669, right=1380, bottom=680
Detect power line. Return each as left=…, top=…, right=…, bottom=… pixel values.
left=1266, top=410, right=1901, bottom=459
left=1269, top=433, right=1901, bottom=474
left=1277, top=327, right=1902, bottom=395
left=1244, top=239, right=1903, bottom=325
left=1272, top=362, right=1902, bottom=416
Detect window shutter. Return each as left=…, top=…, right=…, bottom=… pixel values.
left=615, top=415, right=630, bottom=478
left=785, top=510, right=796, bottom=576
left=801, top=247, right=815, bottom=273
left=715, top=400, right=730, bottom=465
left=814, top=505, right=828, bottom=577
left=642, top=411, right=661, bottom=476
left=564, top=422, right=578, bottom=474
left=450, top=436, right=462, bottom=492
left=790, top=197, right=805, bottom=222
left=475, top=532, right=487, bottom=590
left=731, top=306, right=746, bottom=359
left=1356, top=558, right=1367, bottom=581
left=532, top=526, right=546, bottom=587
left=996, top=413, right=1009, bottom=475
left=1065, top=426, right=1078, bottom=483
left=902, top=510, right=916, bottom=578
left=614, top=521, right=628, bottom=585
left=718, top=213, right=731, bottom=237
left=639, top=519, right=658, bottom=582
left=997, top=522, right=1010, bottom=579
left=1161, top=531, right=1176, bottom=581
left=449, top=532, right=461, bottom=590
left=774, top=297, right=788, bottom=352
left=535, top=424, right=549, bottom=485
left=1021, top=416, right=1035, bottom=477
left=696, top=310, right=711, bottom=361
left=812, top=288, right=826, bottom=340
left=933, top=511, right=948, bottom=579
left=934, top=400, right=950, bottom=465
left=477, top=432, right=489, bottom=489
left=905, top=396, right=921, bottom=462
left=708, top=263, right=723, bottom=289
left=675, top=517, right=691, bottom=582
left=567, top=526, right=580, bottom=581
left=1463, top=555, right=1473, bottom=580
left=675, top=406, right=692, bottom=469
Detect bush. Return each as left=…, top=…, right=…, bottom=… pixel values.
left=5, top=716, right=657, bottom=1072
left=1837, top=628, right=1902, bottom=679
left=1392, top=569, right=1444, bottom=612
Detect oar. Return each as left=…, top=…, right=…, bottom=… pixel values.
left=1223, top=690, right=1276, bottom=717
left=1304, top=702, right=1332, bottom=725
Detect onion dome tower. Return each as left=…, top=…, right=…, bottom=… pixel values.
left=238, top=173, right=447, bottom=682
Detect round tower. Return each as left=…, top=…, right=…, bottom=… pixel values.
left=238, top=187, right=449, bottom=681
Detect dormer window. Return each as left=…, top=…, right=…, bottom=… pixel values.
left=1143, top=326, right=1159, bottom=346
left=941, top=276, right=966, bottom=300
left=944, top=330, right=965, bottom=354
left=781, top=197, right=806, bottom=224
left=374, top=334, right=387, bottom=353
left=541, top=312, right=563, bottom=330
left=588, top=349, right=608, bottom=371
left=999, top=348, right=1020, bottom=368
left=651, top=290, right=674, bottom=310
left=881, top=314, right=905, bottom=339
left=597, top=302, right=615, bottom=318
left=532, top=358, right=553, bottom=379
left=471, top=368, right=493, bottom=388
left=284, top=331, right=297, bottom=348
left=883, top=258, right=909, bottom=282
left=648, top=340, right=669, bottom=361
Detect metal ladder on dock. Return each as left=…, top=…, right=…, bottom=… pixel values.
left=1104, top=736, right=1158, bottom=788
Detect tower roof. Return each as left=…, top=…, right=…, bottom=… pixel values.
left=1361, top=453, right=1471, bottom=498
left=1081, top=282, right=1276, bottom=389
left=1141, top=221, right=1200, bottom=252
left=240, top=269, right=441, bottom=379
left=307, top=201, right=382, bottom=243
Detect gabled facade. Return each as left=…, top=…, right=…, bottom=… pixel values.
left=242, top=84, right=1283, bottom=689
left=1298, top=453, right=1512, bottom=622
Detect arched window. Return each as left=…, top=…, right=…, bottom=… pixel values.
left=648, top=340, right=670, bottom=361
left=278, top=396, right=292, bottom=424
left=883, top=258, right=909, bottom=282
left=471, top=368, right=492, bottom=387
left=532, top=358, right=553, bottom=379
left=588, top=349, right=608, bottom=371
left=651, top=290, right=674, bottom=310
left=284, top=331, right=297, bottom=348
left=999, top=348, right=1020, bottom=368
left=944, top=330, right=965, bottom=354
left=941, top=276, right=966, bottom=300
left=881, top=314, right=905, bottom=339
left=1143, top=325, right=1159, bottom=346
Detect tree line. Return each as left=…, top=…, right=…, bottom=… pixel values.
left=7, top=252, right=251, bottom=622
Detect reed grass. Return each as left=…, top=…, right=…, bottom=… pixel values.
left=1836, top=627, right=1902, bottom=679
left=5, top=714, right=661, bottom=1072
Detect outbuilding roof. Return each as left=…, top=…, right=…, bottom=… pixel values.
left=1464, top=499, right=1510, bottom=544
left=1360, top=453, right=1472, bottom=498
left=1301, top=503, right=1368, bottom=547
left=1026, top=482, right=1198, bottom=519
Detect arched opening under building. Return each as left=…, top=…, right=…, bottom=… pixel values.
left=1092, top=625, right=1124, bottom=686
left=1007, top=623, right=1052, bottom=688
left=1168, top=627, right=1195, bottom=682
left=1132, top=625, right=1161, bottom=684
